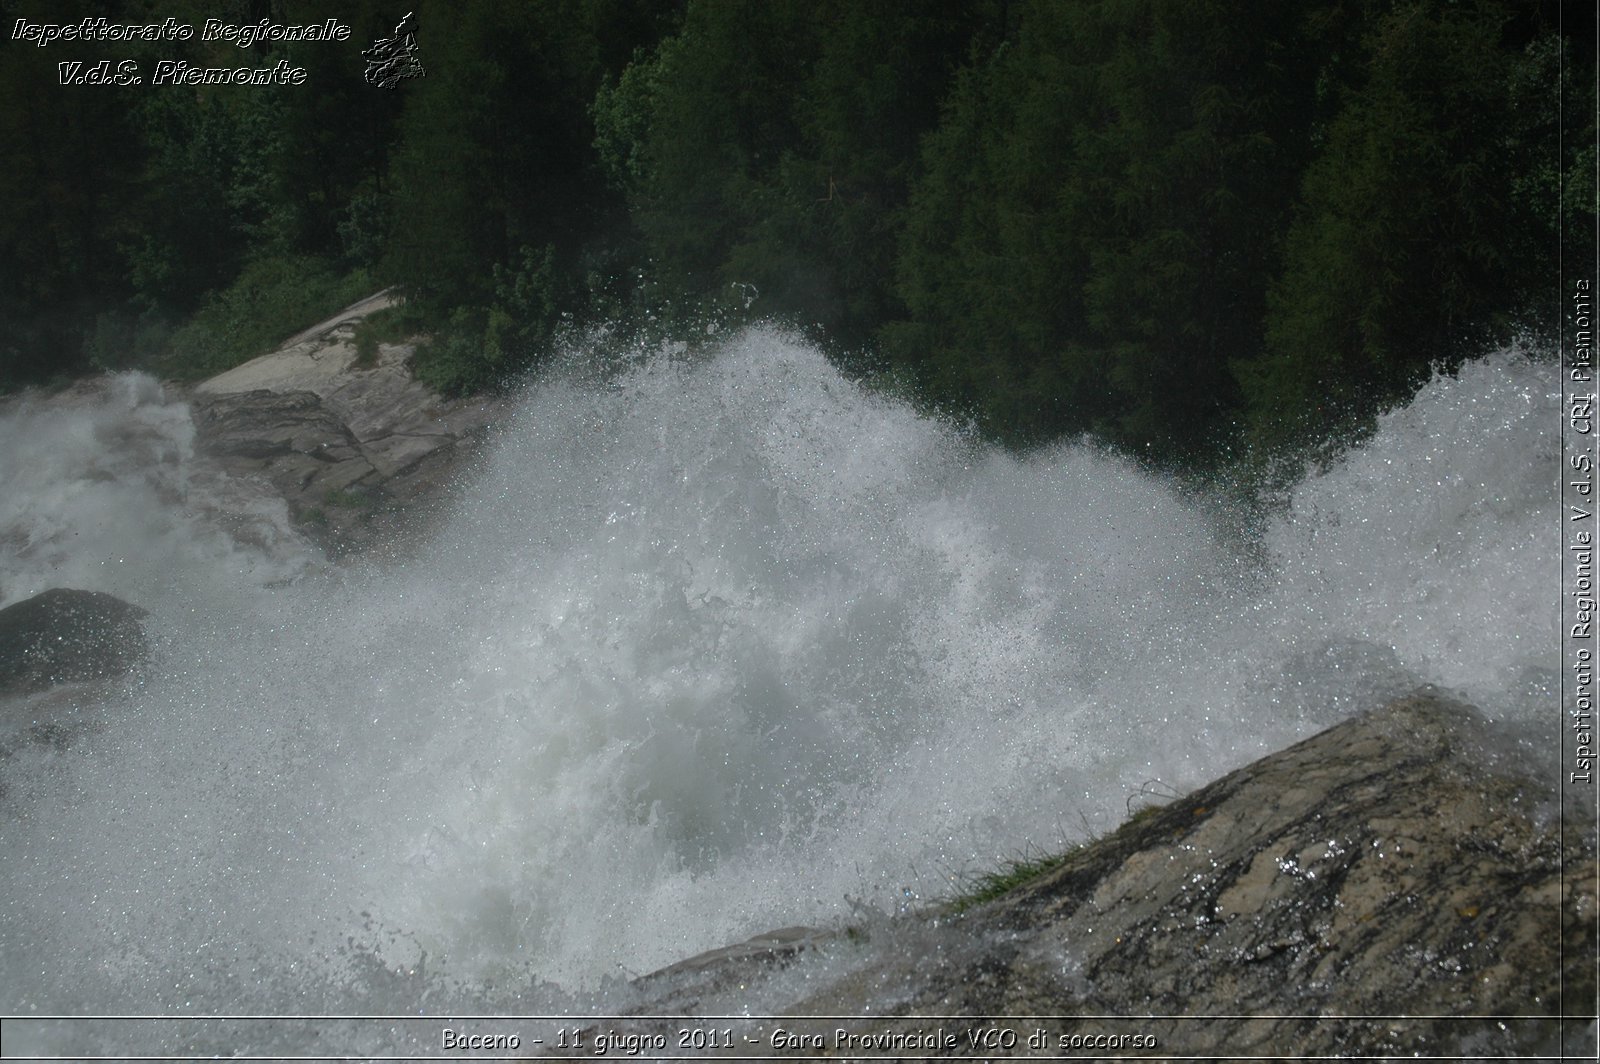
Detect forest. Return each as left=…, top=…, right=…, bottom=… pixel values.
left=1, top=0, right=1592, bottom=465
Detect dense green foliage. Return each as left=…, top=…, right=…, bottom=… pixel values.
left=1235, top=2, right=1584, bottom=450
left=1, top=0, right=1588, bottom=464
left=890, top=0, right=1323, bottom=453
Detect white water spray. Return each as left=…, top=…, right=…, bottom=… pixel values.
left=0, top=329, right=1560, bottom=1048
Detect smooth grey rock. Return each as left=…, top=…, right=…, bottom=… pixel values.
left=591, top=692, right=1595, bottom=1060
left=0, top=589, right=148, bottom=695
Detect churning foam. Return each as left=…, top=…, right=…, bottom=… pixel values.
left=0, top=329, right=1560, bottom=1038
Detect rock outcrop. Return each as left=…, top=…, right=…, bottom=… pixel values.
left=0, top=588, right=148, bottom=696
left=0, top=588, right=149, bottom=763
left=190, top=290, right=508, bottom=555
left=590, top=692, right=1596, bottom=1060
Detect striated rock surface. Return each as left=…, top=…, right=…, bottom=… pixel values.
left=582, top=692, right=1596, bottom=1060
left=190, top=290, right=509, bottom=555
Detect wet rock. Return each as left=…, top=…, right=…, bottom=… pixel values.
left=192, top=389, right=366, bottom=467
left=0, top=586, right=142, bottom=793
left=600, top=692, right=1595, bottom=1059
left=188, top=291, right=509, bottom=556
left=624, top=927, right=825, bottom=1014
left=0, top=588, right=148, bottom=695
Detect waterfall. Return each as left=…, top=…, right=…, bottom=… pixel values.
left=0, top=328, right=1559, bottom=1054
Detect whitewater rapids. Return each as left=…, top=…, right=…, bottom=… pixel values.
left=0, top=327, right=1560, bottom=1045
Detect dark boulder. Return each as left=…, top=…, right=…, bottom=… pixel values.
left=0, top=589, right=149, bottom=695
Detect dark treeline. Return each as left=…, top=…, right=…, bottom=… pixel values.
left=1, top=0, right=1591, bottom=463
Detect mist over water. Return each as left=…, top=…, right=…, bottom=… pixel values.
left=0, top=328, right=1560, bottom=1043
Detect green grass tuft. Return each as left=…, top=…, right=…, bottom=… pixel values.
left=947, top=850, right=1076, bottom=914
left=942, top=797, right=1179, bottom=914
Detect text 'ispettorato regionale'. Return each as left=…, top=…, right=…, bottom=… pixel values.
left=11, top=17, right=352, bottom=86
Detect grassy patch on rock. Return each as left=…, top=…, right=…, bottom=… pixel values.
left=948, top=850, right=1077, bottom=915
left=945, top=799, right=1173, bottom=914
